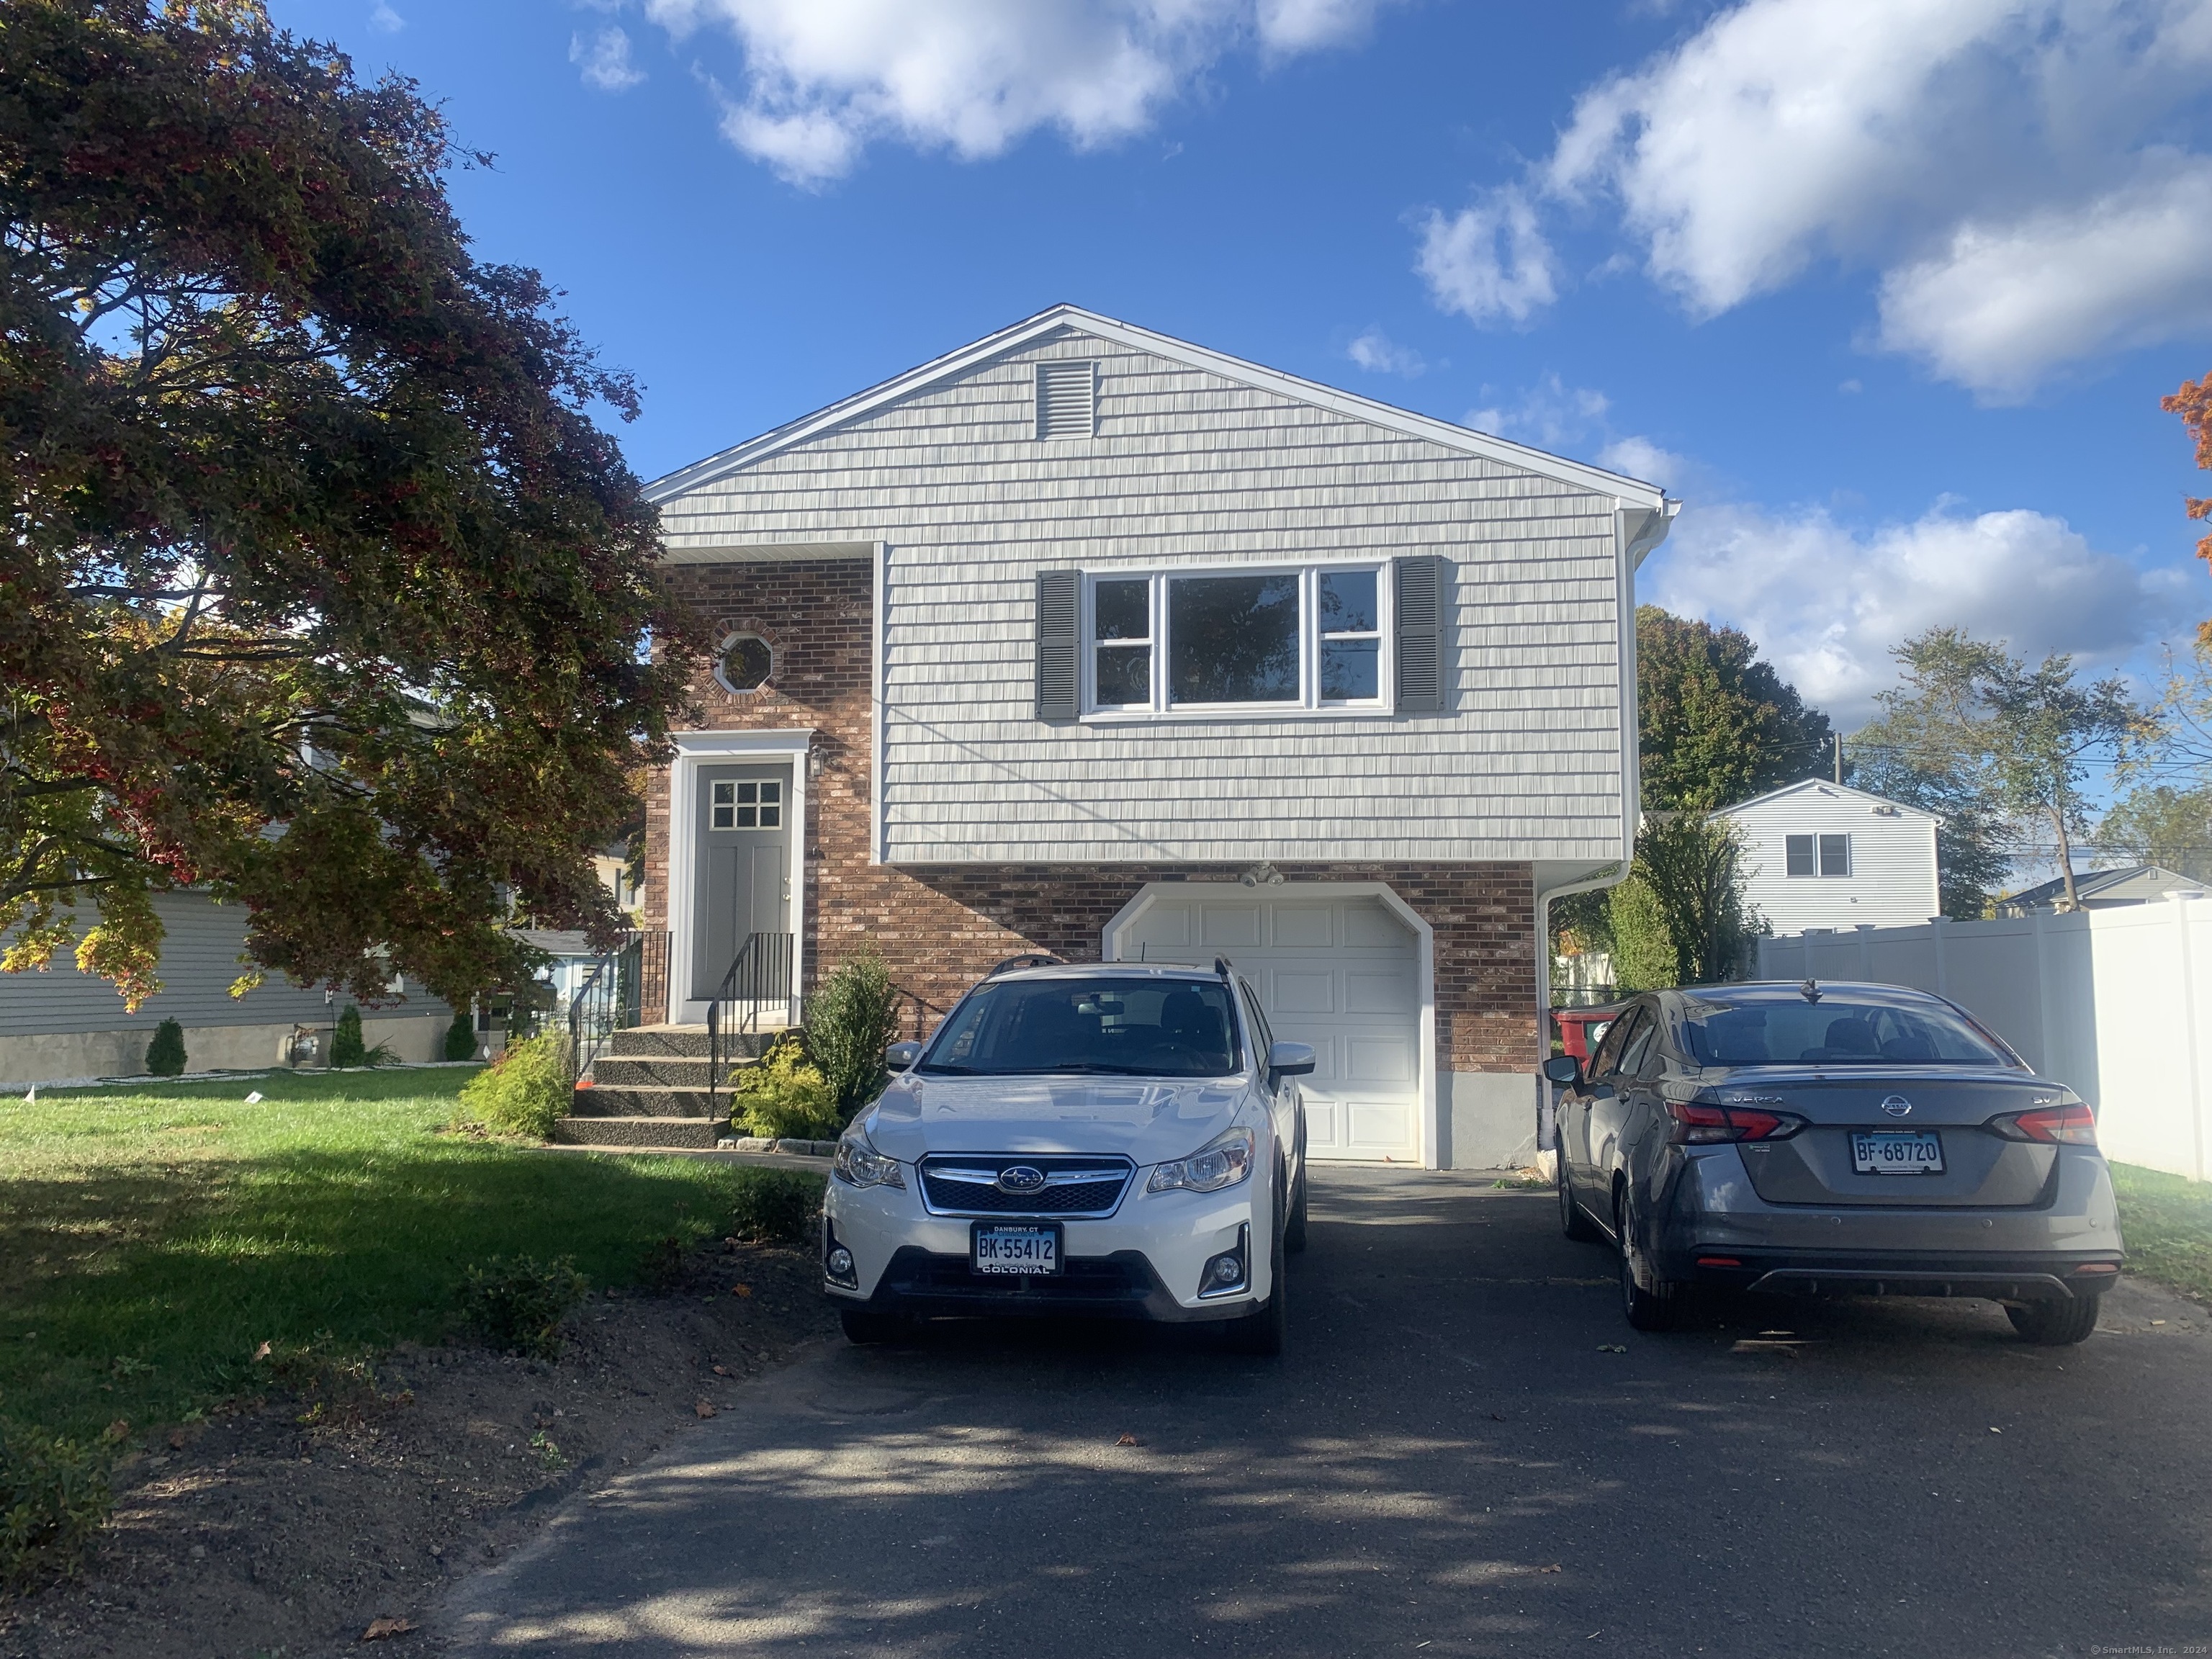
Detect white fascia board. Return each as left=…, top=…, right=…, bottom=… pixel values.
left=642, top=304, right=1675, bottom=512
left=1714, top=778, right=1943, bottom=823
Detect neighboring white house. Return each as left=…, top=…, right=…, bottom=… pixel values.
left=1716, top=780, right=1940, bottom=936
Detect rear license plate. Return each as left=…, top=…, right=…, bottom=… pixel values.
left=971, top=1223, right=1061, bottom=1275
left=1852, top=1130, right=1945, bottom=1175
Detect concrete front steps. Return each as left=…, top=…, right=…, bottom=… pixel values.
left=552, top=1023, right=781, bottom=1151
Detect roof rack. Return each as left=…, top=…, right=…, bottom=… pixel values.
left=1215, top=956, right=1235, bottom=980
left=986, top=952, right=1066, bottom=978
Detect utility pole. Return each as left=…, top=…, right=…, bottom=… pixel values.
left=1835, top=733, right=1843, bottom=784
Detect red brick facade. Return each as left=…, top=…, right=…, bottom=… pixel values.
left=642, top=557, right=1539, bottom=1073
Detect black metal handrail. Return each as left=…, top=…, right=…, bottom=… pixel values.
left=567, top=932, right=646, bottom=1085
left=707, top=930, right=796, bottom=1119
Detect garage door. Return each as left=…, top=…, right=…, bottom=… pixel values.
left=1108, top=888, right=1424, bottom=1164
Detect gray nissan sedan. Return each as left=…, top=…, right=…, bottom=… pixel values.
left=1545, top=981, right=2124, bottom=1343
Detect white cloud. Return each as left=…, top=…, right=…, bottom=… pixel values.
left=1595, top=434, right=1686, bottom=489
left=369, top=1, right=403, bottom=32
left=1465, top=371, right=1608, bottom=449
left=1642, top=499, right=2189, bottom=724
left=1345, top=326, right=1424, bottom=377
left=572, top=26, right=648, bottom=91
left=1414, top=186, right=1556, bottom=326
left=1876, top=155, right=2212, bottom=400
left=1452, top=0, right=2212, bottom=396
left=644, top=0, right=1401, bottom=186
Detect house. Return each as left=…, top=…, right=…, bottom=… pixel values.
left=1714, top=780, right=1940, bottom=936
left=0, top=891, right=457, bottom=1086
left=1999, top=863, right=2199, bottom=916
left=628, top=305, right=1674, bottom=1171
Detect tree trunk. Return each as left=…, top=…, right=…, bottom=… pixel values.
left=2050, top=804, right=2080, bottom=910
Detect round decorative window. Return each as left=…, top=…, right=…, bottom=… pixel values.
left=716, top=634, right=773, bottom=694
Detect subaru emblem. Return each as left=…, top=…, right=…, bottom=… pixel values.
left=1881, top=1095, right=1913, bottom=1118
left=997, top=1165, right=1047, bottom=1195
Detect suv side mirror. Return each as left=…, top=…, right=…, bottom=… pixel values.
left=1267, top=1041, right=1316, bottom=1082
left=885, top=1040, right=922, bottom=1071
left=1541, top=1054, right=1581, bottom=1087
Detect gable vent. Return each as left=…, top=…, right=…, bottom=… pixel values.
left=1035, top=361, right=1097, bottom=440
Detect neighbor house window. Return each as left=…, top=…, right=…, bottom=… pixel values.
left=710, top=779, right=781, bottom=830
left=1786, top=832, right=1851, bottom=877
left=1082, top=565, right=1389, bottom=714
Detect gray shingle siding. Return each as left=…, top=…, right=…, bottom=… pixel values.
left=656, top=328, right=1635, bottom=866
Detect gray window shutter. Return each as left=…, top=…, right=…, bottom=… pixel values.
left=1035, top=569, right=1079, bottom=721
left=1393, top=554, right=1447, bottom=712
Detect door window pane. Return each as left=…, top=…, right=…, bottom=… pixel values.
left=1168, top=574, right=1300, bottom=704
left=1819, top=833, right=1851, bottom=876
left=1785, top=835, right=1815, bottom=877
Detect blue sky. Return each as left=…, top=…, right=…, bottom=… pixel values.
left=279, top=0, right=2212, bottom=729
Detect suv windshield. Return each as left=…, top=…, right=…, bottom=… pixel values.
left=918, top=977, right=1242, bottom=1079
left=1678, top=995, right=2014, bottom=1068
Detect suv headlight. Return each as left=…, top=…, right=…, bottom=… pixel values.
left=832, top=1130, right=907, bottom=1190
left=1147, top=1125, right=1256, bottom=1194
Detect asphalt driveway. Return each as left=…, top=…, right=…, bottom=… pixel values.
left=444, top=1168, right=2212, bottom=1658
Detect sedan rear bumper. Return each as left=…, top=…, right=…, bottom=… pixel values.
left=1674, top=1248, right=2123, bottom=1302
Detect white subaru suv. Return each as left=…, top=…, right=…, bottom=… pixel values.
left=822, top=957, right=1313, bottom=1354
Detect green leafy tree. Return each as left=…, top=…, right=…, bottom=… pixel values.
left=1855, top=629, right=2141, bottom=912
left=1636, top=607, right=1833, bottom=811
left=443, top=1007, right=479, bottom=1063
left=1609, top=815, right=1759, bottom=989
left=0, top=1, right=700, bottom=1016
left=2095, top=783, right=2212, bottom=881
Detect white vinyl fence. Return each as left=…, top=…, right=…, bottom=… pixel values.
left=1757, top=893, right=2212, bottom=1182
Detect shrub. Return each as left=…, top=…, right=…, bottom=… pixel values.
left=0, top=1419, right=116, bottom=1593
left=455, top=1030, right=572, bottom=1138
left=806, top=948, right=904, bottom=1118
left=444, top=1007, right=479, bottom=1062
left=457, top=1255, right=588, bottom=1359
left=731, top=1033, right=841, bottom=1141
left=143, top=1018, right=186, bottom=1078
left=331, top=1004, right=366, bottom=1068
left=728, top=1168, right=825, bottom=1246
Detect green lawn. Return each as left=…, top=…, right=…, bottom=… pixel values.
left=0, top=1069, right=762, bottom=1441
left=2113, top=1161, right=2212, bottom=1305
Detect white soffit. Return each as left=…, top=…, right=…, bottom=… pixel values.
left=644, top=304, right=1674, bottom=511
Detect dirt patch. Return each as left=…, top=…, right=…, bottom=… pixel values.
left=0, top=1241, right=835, bottom=1658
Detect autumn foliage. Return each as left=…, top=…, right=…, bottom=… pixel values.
left=2164, top=370, right=2212, bottom=647
left=0, top=1, right=701, bottom=1010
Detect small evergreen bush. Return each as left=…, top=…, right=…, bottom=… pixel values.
left=730, top=1033, right=841, bottom=1141
left=455, top=1030, right=571, bottom=1138
left=457, top=1256, right=588, bottom=1359
left=0, top=1419, right=117, bottom=1592
left=806, top=948, right=904, bottom=1118
left=727, top=1168, right=826, bottom=1246
left=143, top=1018, right=186, bottom=1077
left=330, top=1004, right=366, bottom=1067
left=444, top=1007, right=479, bottom=1062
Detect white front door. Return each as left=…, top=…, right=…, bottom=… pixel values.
left=1107, top=888, right=1424, bottom=1164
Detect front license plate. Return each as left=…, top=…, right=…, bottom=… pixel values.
left=971, top=1223, right=1061, bottom=1275
left=1852, top=1129, right=1945, bottom=1175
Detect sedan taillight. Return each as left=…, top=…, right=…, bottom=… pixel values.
left=1667, top=1101, right=1806, bottom=1144
left=1989, top=1102, right=2098, bottom=1146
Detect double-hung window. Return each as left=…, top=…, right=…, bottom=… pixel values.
left=1083, top=565, right=1389, bottom=714
left=1785, top=833, right=1851, bottom=877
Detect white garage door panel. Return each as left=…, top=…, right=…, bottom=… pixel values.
left=1109, top=891, right=1423, bottom=1165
